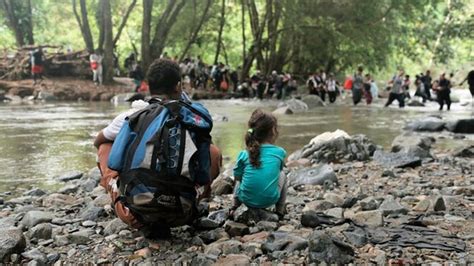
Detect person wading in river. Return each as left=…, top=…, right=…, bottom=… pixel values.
left=94, top=58, right=222, bottom=238
left=352, top=66, right=364, bottom=105
left=434, top=73, right=452, bottom=111
left=460, top=69, right=474, bottom=106
left=385, top=69, right=406, bottom=108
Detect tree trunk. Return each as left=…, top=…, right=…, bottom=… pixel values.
left=240, top=0, right=246, bottom=79
left=101, top=0, right=114, bottom=84
left=141, top=0, right=153, bottom=71
left=149, top=0, right=186, bottom=62
left=25, top=0, right=34, bottom=45
left=179, top=0, right=212, bottom=62
left=113, top=0, right=138, bottom=46
left=97, top=1, right=105, bottom=51
left=214, top=0, right=226, bottom=65
left=266, top=0, right=282, bottom=74
left=1, top=0, right=25, bottom=47
left=72, top=0, right=94, bottom=52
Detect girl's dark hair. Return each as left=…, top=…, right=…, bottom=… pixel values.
left=245, top=109, right=278, bottom=168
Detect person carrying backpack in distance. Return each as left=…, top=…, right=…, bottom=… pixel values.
left=230, top=109, right=287, bottom=219
left=94, top=58, right=222, bottom=238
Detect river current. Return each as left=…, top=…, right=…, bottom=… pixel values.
left=0, top=95, right=472, bottom=194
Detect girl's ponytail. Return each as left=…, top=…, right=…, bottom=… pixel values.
left=245, top=109, right=278, bottom=168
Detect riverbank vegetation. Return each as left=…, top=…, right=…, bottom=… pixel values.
left=0, top=0, right=472, bottom=83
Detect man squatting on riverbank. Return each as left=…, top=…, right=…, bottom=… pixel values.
left=94, top=58, right=222, bottom=238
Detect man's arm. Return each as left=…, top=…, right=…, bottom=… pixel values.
left=94, top=130, right=113, bottom=149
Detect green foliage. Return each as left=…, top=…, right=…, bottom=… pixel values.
left=0, top=0, right=472, bottom=77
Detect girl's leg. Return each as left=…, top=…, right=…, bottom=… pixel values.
left=275, top=172, right=287, bottom=216
left=232, top=177, right=242, bottom=209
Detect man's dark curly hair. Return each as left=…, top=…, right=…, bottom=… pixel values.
left=146, top=58, right=181, bottom=95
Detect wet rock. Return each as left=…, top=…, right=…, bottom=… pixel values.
left=191, top=254, right=215, bottom=265
left=93, top=194, right=112, bottom=207
left=343, top=226, right=367, bottom=247
left=233, top=205, right=278, bottom=225
left=0, top=227, right=26, bottom=261
left=407, top=99, right=425, bottom=107
left=256, top=221, right=278, bottom=231
left=359, top=196, right=380, bottom=211
left=23, top=188, right=46, bottom=197
left=303, top=200, right=335, bottom=212
left=289, top=130, right=376, bottom=163
left=22, top=248, right=47, bottom=264
left=42, top=193, right=75, bottom=207
left=214, top=254, right=250, bottom=266
left=205, top=239, right=242, bottom=256
left=453, top=145, right=474, bottom=158
left=413, top=198, right=431, bottom=212
left=301, top=94, right=326, bottom=108
left=57, top=171, right=83, bottom=182
left=301, top=211, right=322, bottom=228
left=103, top=218, right=128, bottom=236
left=208, top=209, right=229, bottom=226
left=308, top=230, right=354, bottom=264
left=199, top=228, right=228, bottom=244
left=352, top=210, right=383, bottom=227
left=262, top=232, right=308, bottom=253
left=241, top=231, right=269, bottom=243
left=80, top=205, right=105, bottom=221
left=21, top=211, right=54, bottom=229
left=58, top=183, right=79, bottom=194
left=80, top=178, right=98, bottom=193
left=224, top=221, right=249, bottom=237
left=288, top=164, right=337, bottom=187
left=46, top=253, right=60, bottom=263
left=272, top=106, right=293, bottom=115
left=28, top=223, right=52, bottom=240
left=381, top=169, right=396, bottom=178
left=373, top=150, right=422, bottom=168
left=211, top=176, right=234, bottom=195
left=405, top=116, right=446, bottom=132
left=446, top=118, right=474, bottom=134
left=134, top=247, right=151, bottom=258
left=378, top=196, right=408, bottom=216
left=433, top=197, right=446, bottom=212
left=324, top=207, right=344, bottom=219
left=323, top=192, right=345, bottom=207
left=0, top=217, right=17, bottom=229
left=391, top=133, right=434, bottom=159
left=196, top=218, right=220, bottom=229
left=68, top=229, right=94, bottom=245
left=277, top=98, right=308, bottom=113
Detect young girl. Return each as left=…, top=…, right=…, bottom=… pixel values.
left=231, top=109, right=287, bottom=217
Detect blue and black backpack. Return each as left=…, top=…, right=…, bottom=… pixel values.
left=108, top=98, right=213, bottom=226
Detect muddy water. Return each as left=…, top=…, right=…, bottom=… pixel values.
left=0, top=97, right=472, bottom=194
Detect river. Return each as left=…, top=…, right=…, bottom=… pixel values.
left=0, top=95, right=473, bottom=195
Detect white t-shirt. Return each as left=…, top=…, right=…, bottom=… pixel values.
left=102, top=100, right=149, bottom=140
left=327, top=80, right=336, bottom=91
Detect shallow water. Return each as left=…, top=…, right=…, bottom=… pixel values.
left=0, top=94, right=473, bottom=194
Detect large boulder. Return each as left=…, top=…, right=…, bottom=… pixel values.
left=391, top=132, right=434, bottom=159
left=288, top=164, right=337, bottom=187
left=373, top=150, right=421, bottom=168
left=308, top=231, right=354, bottom=264
left=288, top=130, right=376, bottom=163
left=21, top=211, right=54, bottom=229
left=446, top=119, right=474, bottom=134
left=275, top=99, right=308, bottom=114
left=0, top=227, right=26, bottom=261
left=405, top=116, right=446, bottom=132
left=301, top=94, right=326, bottom=108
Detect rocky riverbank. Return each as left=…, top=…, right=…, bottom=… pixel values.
left=0, top=126, right=473, bottom=265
